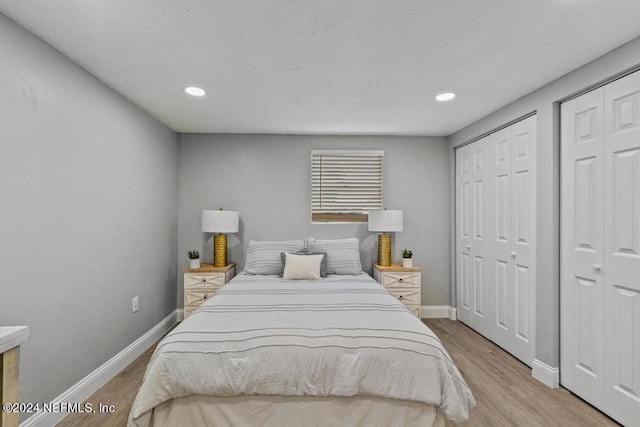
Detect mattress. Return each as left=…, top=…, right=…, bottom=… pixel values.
left=128, top=273, right=475, bottom=426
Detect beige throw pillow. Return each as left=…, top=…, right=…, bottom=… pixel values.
left=282, top=252, right=323, bottom=280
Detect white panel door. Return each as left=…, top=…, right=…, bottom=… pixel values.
left=508, top=116, right=537, bottom=364
left=561, top=87, right=606, bottom=408
left=456, top=142, right=474, bottom=326
left=456, top=137, right=490, bottom=336
left=489, top=127, right=513, bottom=351
left=488, top=116, right=537, bottom=365
left=603, top=71, right=640, bottom=426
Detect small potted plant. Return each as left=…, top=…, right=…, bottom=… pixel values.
left=402, top=249, right=413, bottom=268
left=188, top=250, right=200, bottom=269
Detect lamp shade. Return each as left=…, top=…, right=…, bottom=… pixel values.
left=201, top=210, right=239, bottom=233
left=368, top=210, right=403, bottom=232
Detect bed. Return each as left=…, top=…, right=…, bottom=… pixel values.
left=128, top=239, right=475, bottom=426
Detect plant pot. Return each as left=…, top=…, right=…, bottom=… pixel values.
left=189, top=259, right=201, bottom=269
left=402, top=258, right=413, bottom=268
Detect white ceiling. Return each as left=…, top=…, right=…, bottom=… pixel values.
left=1, top=1, right=640, bottom=136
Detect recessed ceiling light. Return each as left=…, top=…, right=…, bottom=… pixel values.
left=184, top=86, right=206, bottom=97
left=435, top=92, right=456, bottom=102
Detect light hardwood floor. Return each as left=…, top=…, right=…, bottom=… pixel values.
left=56, top=344, right=157, bottom=427
left=57, top=319, right=619, bottom=426
left=425, top=319, right=619, bottom=427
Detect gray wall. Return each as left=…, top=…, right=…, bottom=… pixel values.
left=0, top=13, right=178, bottom=418
left=448, top=37, right=640, bottom=368
left=178, top=134, right=450, bottom=306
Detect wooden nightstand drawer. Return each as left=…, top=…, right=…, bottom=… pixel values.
left=386, top=287, right=420, bottom=306
left=380, top=272, right=420, bottom=288
left=184, top=273, right=225, bottom=290
left=185, top=286, right=216, bottom=308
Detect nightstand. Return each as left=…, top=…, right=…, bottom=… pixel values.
left=373, top=263, right=422, bottom=318
left=183, top=263, right=235, bottom=318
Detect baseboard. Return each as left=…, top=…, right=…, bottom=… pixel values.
left=532, top=358, right=560, bottom=388
left=448, top=307, right=457, bottom=320
left=21, top=310, right=179, bottom=427
left=176, top=308, right=184, bottom=322
left=421, top=305, right=455, bottom=319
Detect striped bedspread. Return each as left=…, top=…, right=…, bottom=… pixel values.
left=128, top=273, right=475, bottom=425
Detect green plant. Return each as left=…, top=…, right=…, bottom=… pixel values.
left=402, top=249, right=413, bottom=258
left=188, top=250, right=200, bottom=259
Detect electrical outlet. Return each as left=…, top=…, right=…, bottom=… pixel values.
left=132, top=296, right=139, bottom=313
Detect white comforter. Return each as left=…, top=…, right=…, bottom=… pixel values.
left=129, top=273, right=475, bottom=426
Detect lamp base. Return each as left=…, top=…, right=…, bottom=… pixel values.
left=213, top=233, right=227, bottom=267
left=378, top=233, right=392, bottom=267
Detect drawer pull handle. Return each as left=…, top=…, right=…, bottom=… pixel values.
left=201, top=278, right=206, bottom=282
left=593, top=264, right=602, bottom=272
left=203, top=295, right=208, bottom=299
left=399, top=295, right=404, bottom=300
left=398, top=278, right=404, bottom=283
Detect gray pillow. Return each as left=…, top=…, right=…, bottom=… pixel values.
left=280, top=251, right=327, bottom=277
left=244, top=240, right=306, bottom=275
left=307, top=237, right=362, bottom=275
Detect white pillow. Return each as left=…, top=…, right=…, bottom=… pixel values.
left=307, top=237, right=362, bottom=275
left=282, top=252, right=323, bottom=280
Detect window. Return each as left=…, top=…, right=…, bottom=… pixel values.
left=311, top=150, right=384, bottom=222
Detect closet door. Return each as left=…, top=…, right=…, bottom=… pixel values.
left=509, top=116, right=537, bottom=364
left=488, top=116, right=537, bottom=365
left=456, top=137, right=490, bottom=336
left=489, top=127, right=513, bottom=351
left=603, top=71, right=640, bottom=425
left=561, top=88, right=605, bottom=408
left=456, top=116, right=536, bottom=365
left=562, top=70, right=640, bottom=425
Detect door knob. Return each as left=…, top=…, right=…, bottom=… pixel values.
left=593, top=264, right=602, bottom=272
left=511, top=252, right=516, bottom=258
left=466, top=245, right=471, bottom=250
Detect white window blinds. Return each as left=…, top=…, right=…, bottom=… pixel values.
left=311, top=150, right=384, bottom=222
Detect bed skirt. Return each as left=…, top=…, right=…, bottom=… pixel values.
left=137, top=395, right=451, bottom=427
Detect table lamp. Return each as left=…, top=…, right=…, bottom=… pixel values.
left=368, top=209, right=403, bottom=267
left=202, top=208, right=239, bottom=267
